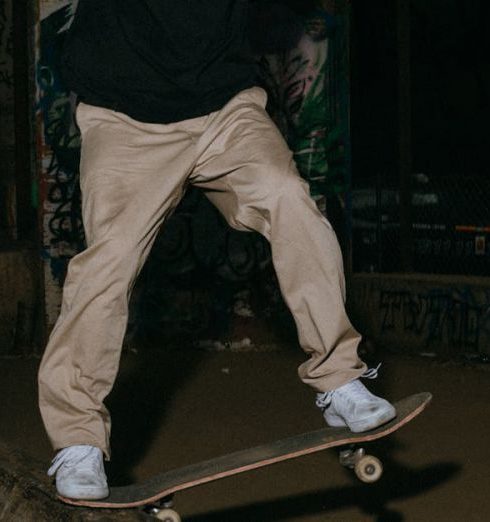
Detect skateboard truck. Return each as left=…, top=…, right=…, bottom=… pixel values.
left=144, top=495, right=181, bottom=521
left=339, top=446, right=383, bottom=483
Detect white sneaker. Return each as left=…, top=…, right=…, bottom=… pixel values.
left=48, top=445, right=109, bottom=500
left=316, top=370, right=396, bottom=433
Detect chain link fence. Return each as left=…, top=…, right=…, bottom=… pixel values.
left=351, top=174, right=490, bottom=276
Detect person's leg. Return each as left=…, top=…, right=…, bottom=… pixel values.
left=38, top=103, right=205, bottom=481
left=191, top=87, right=363, bottom=390
left=190, top=87, right=395, bottom=429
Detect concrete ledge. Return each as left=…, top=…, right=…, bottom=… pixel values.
left=0, top=440, right=147, bottom=521
left=348, top=273, right=490, bottom=359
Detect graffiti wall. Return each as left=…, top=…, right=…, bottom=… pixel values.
left=0, top=0, right=15, bottom=242
left=36, top=1, right=352, bottom=345
left=350, top=274, right=490, bottom=360
left=37, top=0, right=81, bottom=326
left=259, top=1, right=351, bottom=216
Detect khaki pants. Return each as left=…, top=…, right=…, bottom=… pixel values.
left=38, top=87, right=365, bottom=457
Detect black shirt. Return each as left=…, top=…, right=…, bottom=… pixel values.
left=62, top=0, right=258, bottom=124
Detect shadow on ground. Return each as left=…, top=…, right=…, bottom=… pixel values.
left=105, top=342, right=207, bottom=486
left=185, top=462, right=460, bottom=522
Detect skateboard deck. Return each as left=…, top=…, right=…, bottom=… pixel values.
left=60, top=392, right=431, bottom=511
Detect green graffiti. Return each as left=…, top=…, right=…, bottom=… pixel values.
left=259, top=6, right=351, bottom=204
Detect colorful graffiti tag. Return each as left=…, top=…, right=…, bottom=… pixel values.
left=350, top=275, right=490, bottom=359
left=259, top=3, right=351, bottom=215
left=379, top=289, right=483, bottom=352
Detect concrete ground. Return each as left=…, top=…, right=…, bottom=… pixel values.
left=0, top=344, right=489, bottom=521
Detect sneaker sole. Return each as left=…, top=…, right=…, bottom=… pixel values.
left=57, top=483, right=109, bottom=500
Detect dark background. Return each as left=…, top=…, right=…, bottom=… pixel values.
left=351, top=0, right=490, bottom=181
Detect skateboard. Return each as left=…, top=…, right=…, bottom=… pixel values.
left=60, top=392, right=431, bottom=521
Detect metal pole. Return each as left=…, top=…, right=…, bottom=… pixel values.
left=397, top=0, right=413, bottom=271
left=342, top=0, right=354, bottom=280
left=12, top=0, right=36, bottom=242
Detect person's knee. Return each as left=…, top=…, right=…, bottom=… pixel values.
left=265, top=172, right=316, bottom=218
left=236, top=171, right=315, bottom=236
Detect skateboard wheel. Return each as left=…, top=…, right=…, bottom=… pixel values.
left=354, top=455, right=383, bottom=483
left=155, top=508, right=182, bottom=522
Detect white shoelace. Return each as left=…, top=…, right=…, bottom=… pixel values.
left=360, top=363, right=381, bottom=380
left=315, top=364, right=382, bottom=410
